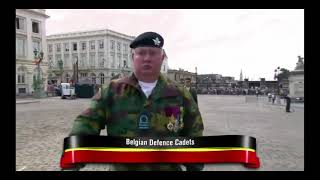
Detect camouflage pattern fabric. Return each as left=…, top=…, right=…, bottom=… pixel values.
left=69, top=73, right=204, bottom=171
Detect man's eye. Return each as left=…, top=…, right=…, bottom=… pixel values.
left=137, top=51, right=146, bottom=55
left=150, top=51, right=156, bottom=56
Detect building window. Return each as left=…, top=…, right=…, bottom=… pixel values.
left=91, top=73, right=96, bottom=84
left=99, top=53, right=105, bottom=67
left=33, top=40, right=41, bottom=52
left=72, top=55, right=78, bottom=65
left=90, top=54, right=95, bottom=67
left=117, top=42, right=121, bottom=51
left=123, top=43, right=128, bottom=53
left=32, top=21, right=40, bottom=33
left=73, top=43, right=77, bottom=51
left=163, top=65, right=166, bottom=71
left=100, top=58, right=104, bottom=67
left=56, top=43, right=61, bottom=52
left=48, top=44, right=53, bottom=53
left=125, top=58, right=131, bottom=68
left=48, top=56, right=53, bottom=69
left=18, top=88, right=26, bottom=94
left=64, top=54, right=69, bottom=69
left=17, top=66, right=27, bottom=84
left=55, top=55, right=62, bottom=68
left=17, top=74, right=25, bottom=83
left=123, top=60, right=127, bottom=68
left=64, top=43, right=69, bottom=52
left=80, top=54, right=86, bottom=68
left=117, top=54, right=121, bottom=68
left=99, top=40, right=104, bottom=49
left=100, top=73, right=105, bottom=84
left=80, top=73, right=87, bottom=77
left=81, top=42, right=86, bottom=51
left=16, top=17, right=25, bottom=31
left=123, top=56, right=128, bottom=68
left=16, top=37, right=26, bottom=57
left=90, top=41, right=95, bottom=50
left=110, top=40, right=115, bottom=50
left=123, top=54, right=130, bottom=67
left=66, top=74, right=70, bottom=83
left=111, top=54, right=115, bottom=68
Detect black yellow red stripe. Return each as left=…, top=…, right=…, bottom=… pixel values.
left=64, top=147, right=256, bottom=152
left=60, top=135, right=260, bottom=169
left=63, top=135, right=257, bottom=150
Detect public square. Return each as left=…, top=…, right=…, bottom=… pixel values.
left=16, top=95, right=304, bottom=171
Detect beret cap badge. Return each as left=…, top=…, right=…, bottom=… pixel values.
left=153, top=37, right=161, bottom=46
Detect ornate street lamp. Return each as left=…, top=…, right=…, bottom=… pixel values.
left=32, top=49, right=45, bottom=98
left=274, top=67, right=282, bottom=104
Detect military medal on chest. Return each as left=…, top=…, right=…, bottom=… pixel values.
left=166, top=115, right=175, bottom=132
left=165, top=106, right=184, bottom=132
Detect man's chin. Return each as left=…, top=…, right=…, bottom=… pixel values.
left=141, top=70, right=154, bottom=74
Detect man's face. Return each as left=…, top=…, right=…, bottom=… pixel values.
left=132, top=47, right=164, bottom=82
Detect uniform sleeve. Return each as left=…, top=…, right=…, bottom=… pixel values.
left=192, top=89, right=198, bottom=104
left=179, top=88, right=204, bottom=171
left=69, top=86, right=110, bottom=136
left=180, top=88, right=204, bottom=137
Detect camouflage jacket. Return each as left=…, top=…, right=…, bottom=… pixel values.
left=69, top=73, right=204, bottom=171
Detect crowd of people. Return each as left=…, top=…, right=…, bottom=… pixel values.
left=195, top=86, right=279, bottom=96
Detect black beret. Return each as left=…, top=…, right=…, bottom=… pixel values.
left=130, top=32, right=164, bottom=49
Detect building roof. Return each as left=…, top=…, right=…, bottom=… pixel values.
left=24, top=9, right=50, bottom=18
left=47, top=28, right=135, bottom=41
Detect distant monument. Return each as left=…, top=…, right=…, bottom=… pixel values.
left=288, top=56, right=304, bottom=99
left=295, top=56, right=304, bottom=70
left=240, top=69, right=243, bottom=81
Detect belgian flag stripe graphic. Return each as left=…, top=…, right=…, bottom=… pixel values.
left=60, top=135, right=260, bottom=169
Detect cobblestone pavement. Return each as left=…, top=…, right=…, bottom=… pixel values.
left=16, top=95, right=304, bottom=171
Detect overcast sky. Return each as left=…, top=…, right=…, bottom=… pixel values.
left=45, top=9, right=304, bottom=81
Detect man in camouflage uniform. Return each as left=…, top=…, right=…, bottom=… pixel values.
left=184, top=77, right=198, bottom=104
left=69, top=32, right=204, bottom=171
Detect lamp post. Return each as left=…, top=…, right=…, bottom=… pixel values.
left=204, top=76, right=209, bottom=93
left=74, top=56, right=78, bottom=83
left=33, top=49, right=45, bottom=98
left=274, top=67, right=281, bottom=104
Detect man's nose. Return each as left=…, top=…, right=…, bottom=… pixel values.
left=142, top=53, right=152, bottom=62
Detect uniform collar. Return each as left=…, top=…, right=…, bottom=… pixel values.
left=116, top=72, right=140, bottom=88
left=117, top=73, right=180, bottom=99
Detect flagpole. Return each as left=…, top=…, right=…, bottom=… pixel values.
left=76, top=57, right=79, bottom=83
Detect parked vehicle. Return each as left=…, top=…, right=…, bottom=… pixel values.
left=60, top=83, right=76, bottom=99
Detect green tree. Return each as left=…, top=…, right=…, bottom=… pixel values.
left=58, top=59, right=64, bottom=83
left=32, top=74, right=44, bottom=98
left=277, top=68, right=290, bottom=81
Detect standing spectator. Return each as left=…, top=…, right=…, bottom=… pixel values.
left=268, top=93, right=272, bottom=102
left=285, top=94, right=291, bottom=112
left=272, top=93, right=276, bottom=104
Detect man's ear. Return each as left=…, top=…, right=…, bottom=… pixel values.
left=161, top=52, right=165, bottom=62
